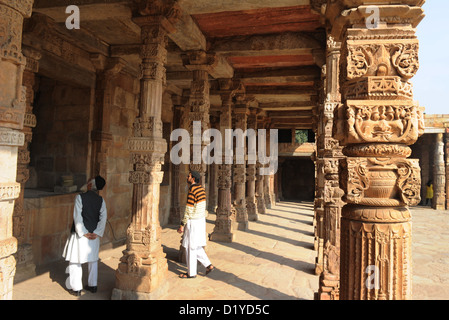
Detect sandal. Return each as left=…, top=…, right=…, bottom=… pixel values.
left=179, top=272, right=196, bottom=279
left=206, top=264, right=215, bottom=275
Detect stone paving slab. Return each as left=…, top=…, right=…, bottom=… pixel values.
left=411, top=206, right=449, bottom=300
left=11, top=202, right=449, bottom=300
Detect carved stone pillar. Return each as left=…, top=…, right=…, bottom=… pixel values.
left=112, top=3, right=181, bottom=300
left=445, top=132, right=449, bottom=210
left=0, top=0, right=33, bottom=300
left=433, top=133, right=446, bottom=210
left=328, top=1, right=425, bottom=300
left=246, top=107, right=258, bottom=221
left=208, top=116, right=219, bottom=213
left=233, top=93, right=249, bottom=231
left=263, top=128, right=273, bottom=209
left=314, top=161, right=325, bottom=275
left=182, top=50, right=215, bottom=186
left=13, top=46, right=41, bottom=282
left=314, top=64, right=327, bottom=276
left=210, top=79, right=241, bottom=242
left=255, top=162, right=266, bottom=214
left=168, top=97, right=184, bottom=225
left=317, top=36, right=345, bottom=300
left=90, top=56, right=125, bottom=180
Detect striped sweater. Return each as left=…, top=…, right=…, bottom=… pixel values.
left=181, top=183, right=207, bottom=226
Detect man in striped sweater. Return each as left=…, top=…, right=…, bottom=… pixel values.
left=177, top=171, right=214, bottom=278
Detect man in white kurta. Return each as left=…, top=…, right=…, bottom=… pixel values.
left=62, top=176, right=107, bottom=295
left=177, top=171, right=214, bottom=278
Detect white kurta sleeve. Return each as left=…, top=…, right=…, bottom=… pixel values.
left=73, top=194, right=88, bottom=238
left=93, top=199, right=107, bottom=237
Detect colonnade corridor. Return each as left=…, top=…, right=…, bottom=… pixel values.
left=161, top=201, right=318, bottom=300
left=11, top=202, right=449, bottom=300
left=12, top=201, right=319, bottom=300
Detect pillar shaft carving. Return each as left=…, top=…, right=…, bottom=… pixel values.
left=90, top=56, right=125, bottom=179
left=327, top=1, right=425, bottom=300
left=12, top=46, right=42, bottom=282
left=113, top=7, right=181, bottom=299
left=433, top=133, right=446, bottom=210
left=255, top=164, right=266, bottom=215
left=210, top=79, right=242, bottom=242
left=182, top=50, right=216, bottom=185
left=445, top=132, right=449, bottom=210
left=246, top=107, right=258, bottom=222
left=263, top=123, right=273, bottom=209
left=317, top=35, right=344, bottom=300
left=168, top=100, right=184, bottom=225
left=233, top=93, right=249, bottom=231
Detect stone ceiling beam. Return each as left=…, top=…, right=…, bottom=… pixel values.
left=258, top=101, right=316, bottom=111
left=270, top=118, right=314, bottom=124
left=252, top=94, right=316, bottom=104
left=179, top=0, right=311, bottom=14
left=245, top=86, right=316, bottom=96
left=168, top=11, right=207, bottom=51
left=33, top=1, right=132, bottom=21
left=209, top=32, right=323, bottom=57
left=234, top=66, right=321, bottom=81
left=267, top=110, right=314, bottom=118
left=24, top=13, right=110, bottom=57
left=34, top=0, right=207, bottom=53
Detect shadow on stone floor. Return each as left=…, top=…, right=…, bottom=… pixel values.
left=216, top=241, right=315, bottom=276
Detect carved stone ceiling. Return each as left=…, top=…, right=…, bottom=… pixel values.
left=31, top=0, right=326, bottom=129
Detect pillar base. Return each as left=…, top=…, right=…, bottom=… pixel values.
left=237, top=221, right=248, bottom=231
left=111, top=281, right=168, bottom=300
left=13, top=244, right=36, bottom=283
left=209, top=232, right=235, bottom=243
left=247, top=214, right=258, bottom=222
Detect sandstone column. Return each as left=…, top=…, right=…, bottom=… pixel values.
left=256, top=117, right=267, bottom=214
left=207, top=116, right=219, bottom=213
left=210, top=79, right=241, bottom=242
left=263, top=126, right=273, bottom=209
left=112, top=3, right=181, bottom=300
left=0, top=0, right=33, bottom=300
left=13, top=46, right=41, bottom=282
left=90, top=56, right=125, bottom=180
left=328, top=1, right=425, bottom=299
left=182, top=50, right=216, bottom=186
left=233, top=93, right=249, bottom=231
left=246, top=107, right=259, bottom=221
left=255, top=164, right=266, bottom=214
left=317, top=36, right=345, bottom=300
left=168, top=96, right=184, bottom=225
left=445, top=132, right=449, bottom=210
left=433, top=133, right=446, bottom=210
left=314, top=64, right=327, bottom=276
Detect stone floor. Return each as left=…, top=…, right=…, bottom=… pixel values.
left=11, top=201, right=449, bottom=300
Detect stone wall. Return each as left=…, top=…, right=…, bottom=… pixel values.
left=28, top=77, right=92, bottom=190
left=23, top=193, right=76, bottom=266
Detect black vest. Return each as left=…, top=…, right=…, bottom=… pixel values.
left=71, top=191, right=103, bottom=233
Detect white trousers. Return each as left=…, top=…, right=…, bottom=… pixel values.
left=186, top=246, right=211, bottom=277
left=66, top=261, right=98, bottom=291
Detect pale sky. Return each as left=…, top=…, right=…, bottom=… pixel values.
left=414, top=0, right=449, bottom=115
